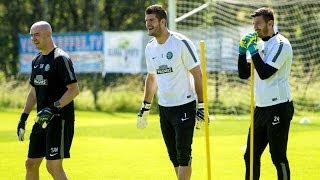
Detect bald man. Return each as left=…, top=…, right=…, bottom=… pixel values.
left=17, top=21, right=79, bottom=180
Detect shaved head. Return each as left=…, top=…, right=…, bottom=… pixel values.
left=30, top=21, right=52, bottom=34
left=29, top=21, right=55, bottom=54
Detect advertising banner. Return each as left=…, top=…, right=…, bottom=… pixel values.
left=19, top=32, right=104, bottom=73
left=103, top=31, right=145, bottom=74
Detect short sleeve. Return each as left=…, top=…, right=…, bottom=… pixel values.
left=29, top=53, right=41, bottom=87
left=145, top=47, right=156, bottom=74
left=266, top=41, right=292, bottom=70
left=29, top=60, right=35, bottom=87
left=56, top=56, right=77, bottom=86
left=181, top=39, right=200, bottom=70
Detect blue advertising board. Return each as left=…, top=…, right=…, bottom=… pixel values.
left=19, top=32, right=104, bottom=73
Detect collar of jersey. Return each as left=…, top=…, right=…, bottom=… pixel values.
left=262, top=32, right=278, bottom=41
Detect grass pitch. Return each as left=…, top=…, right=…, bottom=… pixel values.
left=0, top=109, right=319, bottom=179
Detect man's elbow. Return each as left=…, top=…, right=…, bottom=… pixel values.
left=74, top=86, right=80, bottom=97
left=258, top=67, right=277, bottom=80
left=74, top=88, right=80, bottom=97
left=70, top=83, right=80, bottom=97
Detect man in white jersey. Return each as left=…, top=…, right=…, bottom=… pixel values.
left=238, top=7, right=294, bottom=180
left=136, top=4, right=205, bottom=180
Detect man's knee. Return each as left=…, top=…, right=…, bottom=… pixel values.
left=25, top=158, right=42, bottom=171
left=270, top=151, right=288, bottom=165
left=46, top=160, right=63, bottom=175
left=244, top=151, right=249, bottom=162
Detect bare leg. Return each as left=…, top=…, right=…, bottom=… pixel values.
left=174, top=167, right=179, bottom=177
left=178, top=166, right=191, bottom=180
left=25, top=158, right=43, bottom=180
left=46, top=159, right=68, bottom=180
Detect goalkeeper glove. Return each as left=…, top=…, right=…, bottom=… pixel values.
left=239, top=41, right=247, bottom=55
left=17, top=113, right=29, bottom=141
left=248, top=40, right=258, bottom=55
left=196, top=103, right=205, bottom=129
left=137, top=101, right=151, bottom=129
left=34, top=105, right=59, bottom=128
left=239, top=32, right=258, bottom=55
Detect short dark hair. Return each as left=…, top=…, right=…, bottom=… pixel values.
left=251, top=7, right=274, bottom=22
left=145, top=4, right=167, bottom=21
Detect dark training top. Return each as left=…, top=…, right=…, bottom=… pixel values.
left=30, top=48, right=77, bottom=120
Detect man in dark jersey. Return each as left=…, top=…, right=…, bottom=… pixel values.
left=17, top=21, right=79, bottom=180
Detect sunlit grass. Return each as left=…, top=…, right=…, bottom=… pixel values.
left=0, top=109, right=319, bottom=179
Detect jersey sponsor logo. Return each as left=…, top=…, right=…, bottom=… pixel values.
left=152, top=56, right=157, bottom=60
left=33, top=65, right=39, bottom=68
left=156, top=65, right=173, bottom=74
left=272, top=116, right=280, bottom=125
left=34, top=75, right=48, bottom=85
left=166, top=52, right=173, bottom=60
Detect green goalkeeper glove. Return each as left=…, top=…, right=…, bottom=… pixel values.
left=248, top=39, right=258, bottom=55
left=239, top=32, right=257, bottom=55
left=137, top=101, right=151, bottom=129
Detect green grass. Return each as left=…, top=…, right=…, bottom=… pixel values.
left=0, top=109, right=319, bottom=179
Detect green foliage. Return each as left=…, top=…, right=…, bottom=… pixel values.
left=1, top=71, right=320, bottom=114
left=0, top=74, right=146, bottom=113
left=0, top=71, right=5, bottom=83
left=0, top=79, right=30, bottom=109
left=0, top=0, right=168, bottom=76
left=75, top=87, right=143, bottom=112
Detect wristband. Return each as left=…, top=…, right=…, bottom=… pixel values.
left=142, top=101, right=151, bottom=109
left=20, top=113, right=29, bottom=122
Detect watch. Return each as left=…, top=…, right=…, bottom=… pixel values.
left=54, top=101, right=61, bottom=110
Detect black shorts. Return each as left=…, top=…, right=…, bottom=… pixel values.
left=159, top=100, right=196, bottom=167
left=28, top=116, right=74, bottom=160
left=244, top=101, right=294, bottom=179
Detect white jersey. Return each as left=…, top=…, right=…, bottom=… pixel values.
left=255, top=33, right=293, bottom=107
left=145, top=31, right=200, bottom=107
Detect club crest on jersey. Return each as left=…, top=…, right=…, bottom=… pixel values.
left=156, top=65, right=173, bottom=74
left=45, top=64, right=50, bottom=71
left=166, top=52, right=173, bottom=60
left=34, top=75, right=48, bottom=85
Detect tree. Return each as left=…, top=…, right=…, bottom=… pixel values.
left=0, top=0, right=167, bottom=76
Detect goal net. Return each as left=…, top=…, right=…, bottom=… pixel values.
left=173, top=0, right=320, bottom=116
